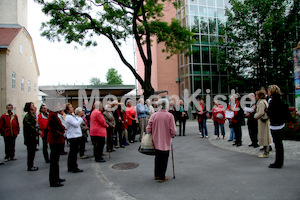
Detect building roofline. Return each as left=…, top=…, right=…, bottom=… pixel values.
left=39, top=85, right=136, bottom=90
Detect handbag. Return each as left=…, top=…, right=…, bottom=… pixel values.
left=138, top=132, right=155, bottom=155
left=216, top=113, right=223, bottom=120
left=206, top=112, right=211, bottom=119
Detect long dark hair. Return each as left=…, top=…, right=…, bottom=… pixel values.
left=24, top=102, right=33, bottom=112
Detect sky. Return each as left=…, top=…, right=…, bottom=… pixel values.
left=27, top=0, right=136, bottom=86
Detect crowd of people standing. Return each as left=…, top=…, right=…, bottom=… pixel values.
left=0, top=84, right=293, bottom=186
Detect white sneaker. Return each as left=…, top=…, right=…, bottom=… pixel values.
left=198, top=132, right=202, bottom=135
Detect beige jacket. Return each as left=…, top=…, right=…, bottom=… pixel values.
left=254, top=99, right=271, bottom=146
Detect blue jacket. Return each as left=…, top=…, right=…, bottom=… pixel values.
left=136, top=103, right=149, bottom=118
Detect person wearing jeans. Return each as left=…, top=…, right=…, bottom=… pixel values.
left=197, top=98, right=208, bottom=138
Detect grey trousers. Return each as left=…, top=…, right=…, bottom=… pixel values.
left=139, top=117, right=147, bottom=140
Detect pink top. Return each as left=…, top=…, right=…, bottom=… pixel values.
left=146, top=110, right=177, bottom=151
left=90, top=109, right=108, bottom=137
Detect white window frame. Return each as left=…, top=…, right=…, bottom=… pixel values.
left=28, top=80, right=31, bottom=94
left=12, top=72, right=16, bottom=90
left=21, top=77, right=24, bottom=92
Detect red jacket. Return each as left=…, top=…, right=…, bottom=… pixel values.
left=90, top=109, right=108, bottom=137
left=0, top=113, right=20, bottom=137
left=126, top=106, right=137, bottom=126
left=47, top=111, right=65, bottom=144
left=212, top=105, right=225, bottom=124
left=38, top=113, right=48, bottom=138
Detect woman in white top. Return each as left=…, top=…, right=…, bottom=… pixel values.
left=65, top=103, right=84, bottom=173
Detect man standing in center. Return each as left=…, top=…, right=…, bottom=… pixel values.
left=146, top=99, right=177, bottom=183
left=137, top=98, right=149, bottom=141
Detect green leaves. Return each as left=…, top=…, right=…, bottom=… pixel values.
left=222, top=0, right=299, bottom=93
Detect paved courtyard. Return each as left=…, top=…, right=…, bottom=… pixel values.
left=0, top=121, right=299, bottom=200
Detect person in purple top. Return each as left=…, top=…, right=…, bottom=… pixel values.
left=146, top=99, right=177, bottom=183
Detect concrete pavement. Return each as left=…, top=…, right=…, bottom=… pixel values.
left=0, top=121, right=299, bottom=200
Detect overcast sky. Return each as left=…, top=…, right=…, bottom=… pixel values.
left=27, top=0, right=136, bottom=86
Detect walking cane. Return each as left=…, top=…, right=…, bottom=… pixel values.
left=171, top=143, right=175, bottom=179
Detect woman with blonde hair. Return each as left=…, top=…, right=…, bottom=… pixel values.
left=267, top=85, right=292, bottom=168
left=254, top=89, right=271, bottom=158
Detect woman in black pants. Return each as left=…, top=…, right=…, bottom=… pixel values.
left=23, top=102, right=39, bottom=171
left=267, top=85, right=292, bottom=168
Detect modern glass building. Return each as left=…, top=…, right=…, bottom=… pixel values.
left=176, top=0, right=230, bottom=98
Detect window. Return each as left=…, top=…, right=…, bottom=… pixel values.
left=21, top=77, right=24, bottom=92
left=12, top=72, right=16, bottom=89
left=28, top=81, right=31, bottom=94
left=34, top=84, right=37, bottom=96
left=30, top=56, right=33, bottom=63
left=19, top=44, right=23, bottom=54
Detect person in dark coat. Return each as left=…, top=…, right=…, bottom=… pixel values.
left=230, top=94, right=244, bottom=147
left=246, top=93, right=259, bottom=148
left=23, top=102, right=40, bottom=171
left=0, top=104, right=20, bottom=162
left=47, top=109, right=65, bottom=187
left=178, top=100, right=188, bottom=136
left=267, top=85, right=292, bottom=168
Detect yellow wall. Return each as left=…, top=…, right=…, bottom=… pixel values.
left=0, top=28, right=39, bottom=122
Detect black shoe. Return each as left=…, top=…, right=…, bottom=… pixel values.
left=58, top=178, right=66, bottom=182
left=95, top=159, right=106, bottom=163
left=73, top=169, right=83, bottom=173
left=28, top=167, right=39, bottom=171
left=269, top=163, right=282, bottom=168
left=232, top=143, right=237, bottom=146
left=228, top=140, right=233, bottom=142
left=236, top=143, right=242, bottom=147
left=0, top=162, right=4, bottom=165
left=50, top=182, right=64, bottom=187
left=253, top=144, right=259, bottom=148
left=248, top=144, right=254, bottom=147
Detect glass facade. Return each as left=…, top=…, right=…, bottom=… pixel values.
left=176, top=0, right=230, bottom=97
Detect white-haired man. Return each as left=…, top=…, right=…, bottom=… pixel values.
left=146, top=99, right=177, bottom=183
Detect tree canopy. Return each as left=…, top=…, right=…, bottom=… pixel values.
left=220, top=0, right=300, bottom=95
left=106, top=67, right=123, bottom=84
left=89, top=77, right=102, bottom=85
left=35, top=0, right=194, bottom=98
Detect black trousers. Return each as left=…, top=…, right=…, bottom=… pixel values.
left=3, top=136, right=16, bottom=159
left=49, top=143, right=63, bottom=185
left=92, top=136, right=105, bottom=161
left=248, top=118, right=258, bottom=145
left=79, top=137, right=86, bottom=157
left=271, top=129, right=284, bottom=167
left=42, top=135, right=50, bottom=162
left=154, top=149, right=170, bottom=180
left=115, top=126, right=125, bottom=146
left=232, top=123, right=242, bottom=145
left=127, top=125, right=135, bottom=141
left=67, top=138, right=80, bottom=171
left=106, top=127, right=114, bottom=152
left=179, top=119, right=186, bottom=136
left=26, top=143, right=37, bottom=170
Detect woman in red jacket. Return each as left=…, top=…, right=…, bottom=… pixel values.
left=47, top=109, right=65, bottom=187
left=38, top=104, right=50, bottom=163
left=212, top=101, right=226, bottom=140
left=90, top=101, right=108, bottom=162
left=126, top=100, right=137, bottom=143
